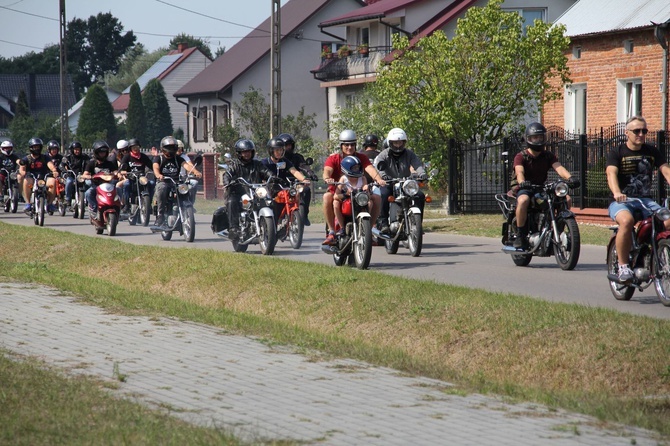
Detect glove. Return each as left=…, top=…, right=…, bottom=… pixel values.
left=310, top=174, right=318, bottom=182
left=417, top=173, right=428, bottom=182
left=518, top=180, right=531, bottom=189
left=380, top=173, right=392, bottom=181
left=568, top=178, right=580, bottom=188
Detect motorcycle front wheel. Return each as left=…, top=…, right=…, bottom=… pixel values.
left=77, top=193, right=86, bottom=219
left=607, top=241, right=635, bottom=301
left=36, top=196, right=45, bottom=226
left=140, top=195, right=151, bottom=226
left=259, top=216, right=276, bottom=255
left=288, top=210, right=303, bottom=249
left=58, top=198, right=67, bottom=216
left=353, top=218, right=372, bottom=270
left=553, top=217, right=580, bottom=270
left=106, top=212, right=118, bottom=236
left=407, top=213, right=423, bottom=257
left=654, top=239, right=670, bottom=306
left=182, top=206, right=196, bottom=242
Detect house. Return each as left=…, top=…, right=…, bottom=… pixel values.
left=111, top=44, right=212, bottom=137
left=0, top=73, right=76, bottom=131
left=543, top=0, right=670, bottom=133
left=314, top=0, right=576, bottom=126
left=67, top=87, right=121, bottom=134
left=174, top=0, right=365, bottom=153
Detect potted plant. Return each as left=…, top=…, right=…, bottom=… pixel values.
left=337, top=45, right=351, bottom=58
left=321, top=45, right=333, bottom=59
left=358, top=43, right=369, bottom=55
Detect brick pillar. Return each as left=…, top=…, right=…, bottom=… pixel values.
left=202, top=153, right=218, bottom=200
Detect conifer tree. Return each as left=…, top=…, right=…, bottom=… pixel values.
left=76, top=84, right=117, bottom=146
left=125, top=82, right=146, bottom=144
left=143, top=79, right=173, bottom=148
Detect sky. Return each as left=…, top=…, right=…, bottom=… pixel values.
left=0, top=0, right=289, bottom=59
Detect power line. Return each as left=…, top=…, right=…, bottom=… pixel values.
left=0, top=38, right=45, bottom=51
left=0, top=5, right=58, bottom=21
left=154, top=0, right=269, bottom=33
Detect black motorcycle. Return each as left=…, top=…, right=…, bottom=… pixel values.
left=1, top=167, right=20, bottom=213
left=150, top=175, right=197, bottom=242
left=26, top=172, right=51, bottom=227
left=126, top=171, right=153, bottom=226
left=495, top=179, right=580, bottom=270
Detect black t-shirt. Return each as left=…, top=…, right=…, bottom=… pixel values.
left=606, top=143, right=665, bottom=199
left=84, top=159, right=118, bottom=175
left=261, top=157, right=295, bottom=181
left=0, top=153, right=19, bottom=172
left=120, top=152, right=153, bottom=173
left=20, top=154, right=51, bottom=178
left=153, top=154, right=186, bottom=181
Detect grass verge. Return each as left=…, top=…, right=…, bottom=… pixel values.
left=0, top=220, right=668, bottom=440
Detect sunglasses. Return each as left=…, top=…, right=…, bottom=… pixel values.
left=629, top=128, right=648, bottom=135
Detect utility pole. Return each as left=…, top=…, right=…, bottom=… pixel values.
left=59, top=0, right=69, bottom=145
left=270, top=0, right=281, bottom=138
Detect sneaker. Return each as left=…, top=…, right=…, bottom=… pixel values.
left=24, top=203, right=32, bottom=213
left=513, top=236, right=527, bottom=249
left=617, top=264, right=634, bottom=282
left=303, top=216, right=311, bottom=227
left=47, top=204, right=56, bottom=213
left=154, top=214, right=165, bottom=227
left=380, top=221, right=391, bottom=235
left=322, top=232, right=337, bottom=246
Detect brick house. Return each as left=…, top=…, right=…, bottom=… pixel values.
left=543, top=0, right=670, bottom=133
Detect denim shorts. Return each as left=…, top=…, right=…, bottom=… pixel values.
left=608, top=197, right=661, bottom=221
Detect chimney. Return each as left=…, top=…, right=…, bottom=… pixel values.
left=177, top=42, right=188, bottom=53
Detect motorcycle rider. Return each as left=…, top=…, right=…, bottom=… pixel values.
left=362, top=134, right=380, bottom=163
left=606, top=115, right=670, bottom=282
left=222, top=139, right=275, bottom=241
left=374, top=128, right=427, bottom=234
left=81, top=140, right=119, bottom=220
left=262, top=137, right=310, bottom=218
left=513, top=122, right=576, bottom=250
left=46, top=140, right=64, bottom=170
left=333, top=155, right=369, bottom=236
left=278, top=132, right=317, bottom=226
left=119, top=138, right=155, bottom=214
left=0, top=139, right=19, bottom=198
left=61, top=141, right=90, bottom=209
left=19, top=138, right=59, bottom=213
left=322, top=129, right=386, bottom=245
left=152, top=136, right=202, bottom=228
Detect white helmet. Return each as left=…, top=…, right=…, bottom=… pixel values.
left=1, top=139, right=14, bottom=156
left=176, top=139, right=184, bottom=150
left=116, top=139, right=129, bottom=150
left=339, top=129, right=357, bottom=146
left=387, top=128, right=407, bottom=154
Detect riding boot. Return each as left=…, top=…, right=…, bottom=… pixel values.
left=513, top=223, right=529, bottom=249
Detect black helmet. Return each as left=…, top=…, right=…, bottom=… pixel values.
left=341, top=155, right=363, bottom=178
left=69, top=141, right=82, bottom=156
left=363, top=134, right=379, bottom=149
left=47, top=140, right=60, bottom=153
left=92, top=140, right=110, bottom=160
left=267, top=137, right=285, bottom=158
left=28, top=137, right=43, bottom=154
left=160, top=136, right=178, bottom=157
left=234, top=139, right=256, bottom=162
left=525, top=122, right=547, bottom=151
left=127, top=138, right=140, bottom=148
left=277, top=133, right=296, bottom=152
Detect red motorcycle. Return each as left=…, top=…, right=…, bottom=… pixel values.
left=273, top=178, right=307, bottom=249
left=607, top=198, right=670, bottom=306
left=90, top=172, right=121, bottom=236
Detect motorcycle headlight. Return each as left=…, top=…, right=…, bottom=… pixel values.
left=295, top=184, right=304, bottom=194
left=402, top=179, right=420, bottom=196
left=355, top=191, right=369, bottom=207
left=289, top=188, right=297, bottom=197
left=554, top=181, right=569, bottom=197
left=256, top=186, right=269, bottom=199
left=657, top=207, right=670, bottom=222
left=178, top=183, right=190, bottom=194
left=139, top=176, right=149, bottom=186
left=37, top=179, right=46, bottom=187
left=10, top=172, right=17, bottom=180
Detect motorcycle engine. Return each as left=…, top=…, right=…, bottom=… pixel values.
left=529, top=233, right=541, bottom=248
left=390, top=221, right=401, bottom=234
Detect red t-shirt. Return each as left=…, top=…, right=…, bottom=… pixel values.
left=324, top=152, right=371, bottom=192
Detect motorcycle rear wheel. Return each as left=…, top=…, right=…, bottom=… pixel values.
left=553, top=218, right=580, bottom=270
left=407, top=213, right=423, bottom=257
left=607, top=241, right=635, bottom=301
left=385, top=238, right=399, bottom=254
left=106, top=212, right=118, bottom=236
left=259, top=216, right=276, bottom=255
left=354, top=218, right=372, bottom=270
left=182, top=206, right=196, bottom=242
left=288, top=210, right=304, bottom=249
left=654, top=239, right=670, bottom=306
left=58, top=198, right=67, bottom=216
left=232, top=238, right=248, bottom=253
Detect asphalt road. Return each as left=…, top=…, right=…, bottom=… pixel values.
left=2, top=208, right=669, bottom=320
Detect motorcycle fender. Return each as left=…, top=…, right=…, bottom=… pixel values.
left=357, top=211, right=371, bottom=220
left=656, top=231, right=670, bottom=241
left=259, top=207, right=274, bottom=218
left=408, top=207, right=421, bottom=215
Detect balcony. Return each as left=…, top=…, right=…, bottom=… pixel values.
left=312, top=47, right=392, bottom=83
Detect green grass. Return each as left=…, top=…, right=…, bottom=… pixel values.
left=0, top=219, right=668, bottom=442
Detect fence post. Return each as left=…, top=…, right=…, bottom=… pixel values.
left=659, top=130, right=667, bottom=201
left=447, top=138, right=457, bottom=215
left=502, top=137, right=510, bottom=193
left=578, top=134, right=587, bottom=210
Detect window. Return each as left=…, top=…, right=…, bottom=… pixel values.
left=505, top=8, right=546, bottom=33
left=192, top=106, right=208, bottom=142
left=572, top=46, right=582, bottom=60
left=617, top=79, right=642, bottom=122
left=212, top=105, right=229, bottom=142
left=624, top=39, right=634, bottom=54
left=564, top=84, right=587, bottom=133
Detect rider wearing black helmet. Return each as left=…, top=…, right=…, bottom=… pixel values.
left=118, top=138, right=155, bottom=214
left=46, top=140, right=63, bottom=170
left=222, top=139, right=275, bottom=240
left=81, top=140, right=120, bottom=218
left=512, top=122, right=575, bottom=249
left=152, top=136, right=201, bottom=227
left=61, top=141, right=90, bottom=208
left=18, top=137, right=59, bottom=213
left=262, top=137, right=310, bottom=220
left=278, top=132, right=317, bottom=226
left=362, top=134, right=381, bottom=185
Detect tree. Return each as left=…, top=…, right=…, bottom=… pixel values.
left=0, top=45, right=60, bottom=75
left=66, top=12, right=136, bottom=97
left=370, top=0, right=570, bottom=157
left=143, top=79, right=173, bottom=149
left=125, top=82, right=146, bottom=144
left=105, top=44, right=167, bottom=93
left=281, top=107, right=318, bottom=159
left=234, top=87, right=271, bottom=145
left=169, top=34, right=213, bottom=60
left=214, top=46, right=227, bottom=59
left=76, top=83, right=117, bottom=147
left=8, top=90, right=35, bottom=152
left=214, top=123, right=241, bottom=155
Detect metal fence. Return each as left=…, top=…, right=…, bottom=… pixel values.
left=448, top=124, right=670, bottom=214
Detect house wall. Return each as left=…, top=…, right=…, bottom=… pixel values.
left=543, top=29, right=667, bottom=132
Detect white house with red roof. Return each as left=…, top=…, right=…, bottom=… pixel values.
left=112, top=44, right=212, bottom=138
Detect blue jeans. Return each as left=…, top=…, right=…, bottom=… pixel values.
left=608, top=197, right=661, bottom=221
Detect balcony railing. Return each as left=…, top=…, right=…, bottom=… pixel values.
left=312, top=47, right=392, bottom=82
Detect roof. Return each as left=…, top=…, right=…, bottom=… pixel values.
left=320, top=0, right=424, bottom=28
left=0, top=74, right=76, bottom=118
left=175, top=0, right=347, bottom=97
left=555, top=0, right=670, bottom=37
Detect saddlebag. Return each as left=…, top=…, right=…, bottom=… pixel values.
left=211, top=206, right=229, bottom=232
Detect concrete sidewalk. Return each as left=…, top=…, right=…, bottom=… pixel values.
left=0, top=282, right=662, bottom=445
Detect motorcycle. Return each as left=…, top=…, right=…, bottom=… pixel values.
left=321, top=182, right=374, bottom=270
left=150, top=175, right=197, bottom=242
left=372, top=173, right=427, bottom=257
left=72, top=174, right=88, bottom=219
left=495, top=179, right=580, bottom=270
left=1, top=167, right=20, bottom=213
left=90, top=172, right=121, bottom=236
left=126, top=171, right=153, bottom=227
left=26, top=172, right=52, bottom=227
left=212, top=177, right=277, bottom=255
left=273, top=177, right=308, bottom=249
left=606, top=198, right=670, bottom=306
left=54, top=168, right=74, bottom=216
